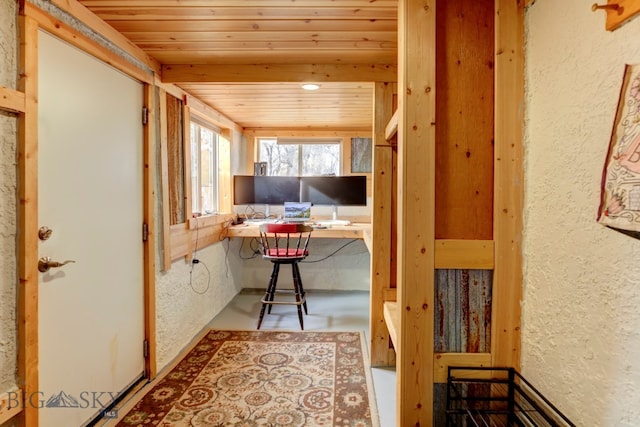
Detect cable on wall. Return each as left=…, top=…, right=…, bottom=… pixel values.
left=189, top=216, right=211, bottom=294
left=302, top=239, right=361, bottom=263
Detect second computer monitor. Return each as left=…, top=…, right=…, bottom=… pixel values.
left=300, top=176, right=367, bottom=206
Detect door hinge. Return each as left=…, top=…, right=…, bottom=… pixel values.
left=142, top=222, right=148, bottom=242
left=143, top=339, right=149, bottom=358
left=142, top=107, right=149, bottom=125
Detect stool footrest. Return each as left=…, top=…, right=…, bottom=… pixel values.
left=260, top=297, right=306, bottom=306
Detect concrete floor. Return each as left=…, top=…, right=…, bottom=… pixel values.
left=208, top=289, right=397, bottom=427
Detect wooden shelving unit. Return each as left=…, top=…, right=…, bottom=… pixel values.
left=368, top=1, right=524, bottom=425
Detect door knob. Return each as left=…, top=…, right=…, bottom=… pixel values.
left=38, top=257, right=76, bottom=273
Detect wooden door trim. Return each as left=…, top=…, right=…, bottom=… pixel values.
left=17, top=13, right=39, bottom=427
left=16, top=6, right=159, bottom=425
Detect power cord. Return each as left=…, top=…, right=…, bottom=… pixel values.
left=238, top=236, right=262, bottom=260
left=302, top=239, right=360, bottom=263
left=244, top=204, right=266, bottom=220
left=189, top=216, right=210, bottom=294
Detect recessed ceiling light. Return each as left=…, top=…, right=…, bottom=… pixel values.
left=301, top=83, right=320, bottom=91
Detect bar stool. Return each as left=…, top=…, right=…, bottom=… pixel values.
left=257, top=223, right=312, bottom=330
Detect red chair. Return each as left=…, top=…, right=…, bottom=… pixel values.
left=257, top=223, right=313, bottom=330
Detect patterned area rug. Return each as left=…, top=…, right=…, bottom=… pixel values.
left=116, top=330, right=379, bottom=426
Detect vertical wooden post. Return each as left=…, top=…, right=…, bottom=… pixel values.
left=143, top=84, right=157, bottom=379
left=492, top=0, right=524, bottom=370
left=397, top=0, right=437, bottom=424
left=370, top=82, right=395, bottom=367
left=158, top=88, right=173, bottom=271
left=218, top=131, right=232, bottom=213
left=17, top=13, right=39, bottom=426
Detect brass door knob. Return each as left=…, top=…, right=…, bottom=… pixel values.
left=38, top=257, right=76, bottom=273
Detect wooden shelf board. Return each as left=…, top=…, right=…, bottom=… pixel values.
left=384, top=109, right=398, bottom=141
left=383, top=301, right=399, bottom=349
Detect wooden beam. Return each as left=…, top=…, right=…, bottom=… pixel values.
left=396, top=0, right=436, bottom=424
left=143, top=84, right=157, bottom=379
left=162, top=64, right=398, bottom=83
left=0, top=86, right=25, bottom=113
left=17, top=14, right=39, bottom=427
left=370, top=82, right=395, bottom=367
left=492, top=0, right=524, bottom=371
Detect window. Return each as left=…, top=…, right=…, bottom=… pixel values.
left=257, top=138, right=341, bottom=176
left=191, top=120, right=221, bottom=215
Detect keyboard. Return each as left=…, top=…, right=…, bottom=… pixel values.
left=314, top=219, right=352, bottom=227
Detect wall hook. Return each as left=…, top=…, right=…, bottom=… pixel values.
left=592, top=3, right=620, bottom=12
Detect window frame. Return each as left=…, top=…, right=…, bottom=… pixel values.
left=190, top=118, right=221, bottom=216
left=256, top=137, right=343, bottom=177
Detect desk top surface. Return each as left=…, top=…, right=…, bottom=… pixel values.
left=228, top=221, right=370, bottom=238
left=227, top=222, right=372, bottom=253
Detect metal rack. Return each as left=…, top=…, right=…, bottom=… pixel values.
left=446, top=367, right=575, bottom=427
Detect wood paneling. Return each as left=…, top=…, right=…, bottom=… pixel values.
left=75, top=0, right=397, bottom=131
left=435, top=0, right=495, bottom=240
left=180, top=82, right=374, bottom=130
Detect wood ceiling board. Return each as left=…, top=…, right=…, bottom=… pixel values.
left=76, top=0, right=395, bottom=130
left=108, top=19, right=397, bottom=33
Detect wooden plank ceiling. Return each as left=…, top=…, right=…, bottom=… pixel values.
left=78, top=0, right=399, bottom=131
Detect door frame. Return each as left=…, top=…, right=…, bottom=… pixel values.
left=17, top=5, right=158, bottom=425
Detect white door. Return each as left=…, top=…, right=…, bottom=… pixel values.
left=37, top=31, right=145, bottom=426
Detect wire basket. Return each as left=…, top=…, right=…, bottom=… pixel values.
left=446, top=367, right=575, bottom=427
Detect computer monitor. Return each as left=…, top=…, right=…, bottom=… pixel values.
left=299, top=176, right=367, bottom=206
left=233, top=175, right=300, bottom=205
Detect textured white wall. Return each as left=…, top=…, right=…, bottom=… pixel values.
left=154, top=242, right=243, bottom=371
left=236, top=238, right=370, bottom=291
left=524, top=1, right=640, bottom=425
left=0, top=0, right=17, bottom=397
